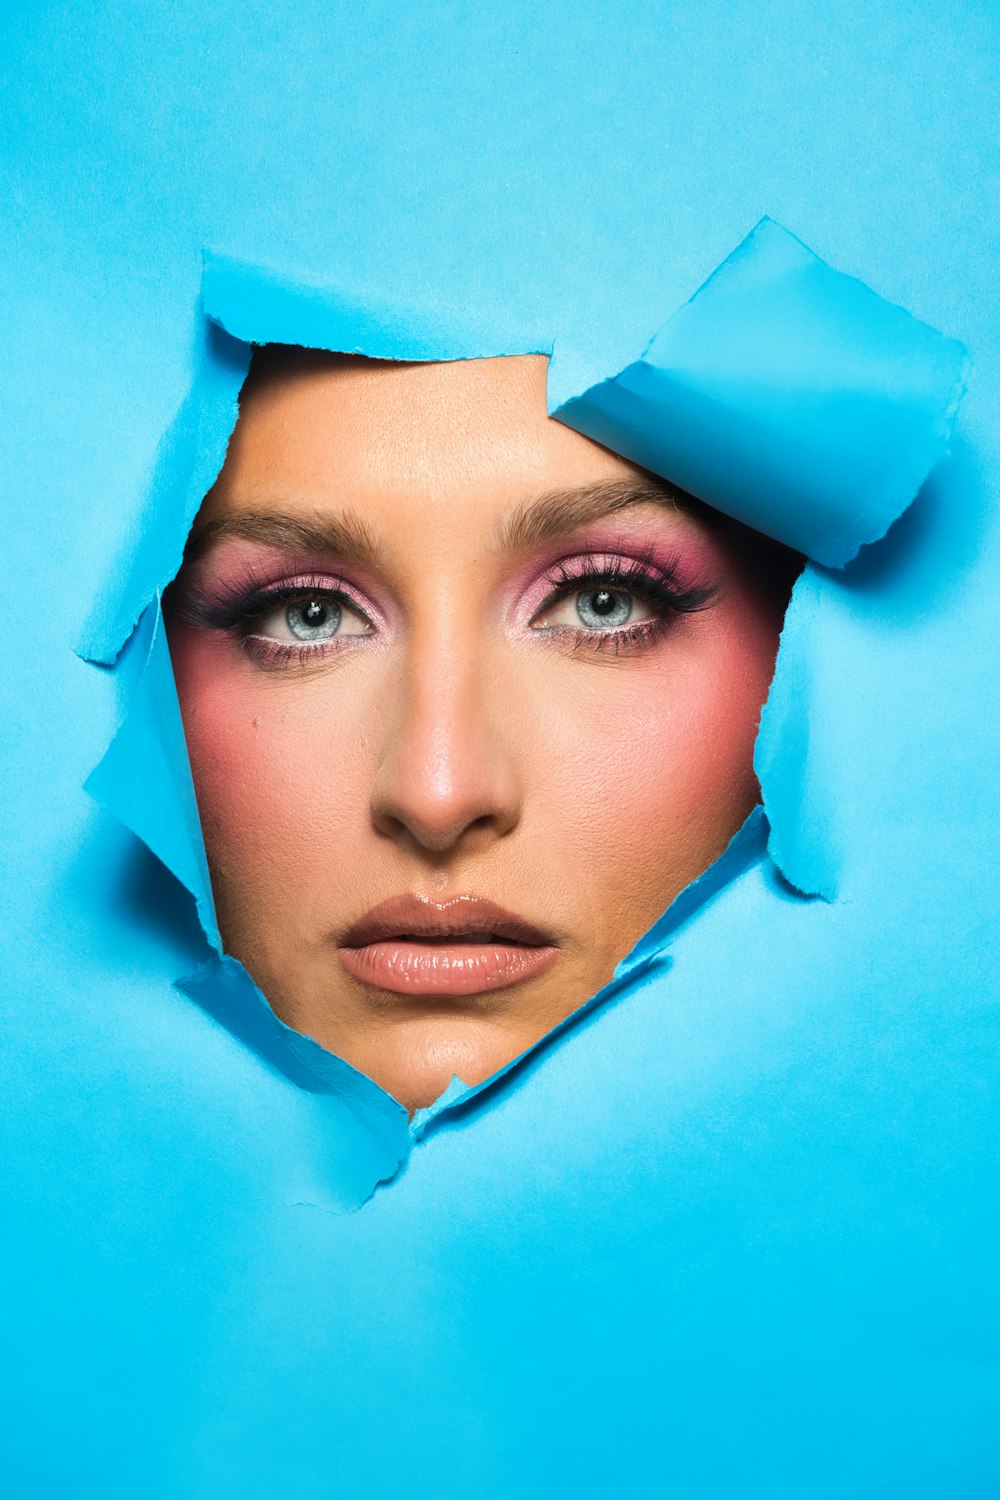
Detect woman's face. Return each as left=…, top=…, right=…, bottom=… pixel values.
left=167, top=351, right=789, bottom=1112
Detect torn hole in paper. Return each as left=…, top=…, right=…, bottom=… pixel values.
left=75, top=220, right=969, bottom=1207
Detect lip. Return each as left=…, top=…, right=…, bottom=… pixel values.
left=337, top=894, right=560, bottom=998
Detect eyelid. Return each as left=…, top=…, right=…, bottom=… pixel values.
left=248, top=574, right=379, bottom=619
left=169, top=569, right=384, bottom=634
left=541, top=546, right=684, bottom=588
left=527, top=549, right=717, bottom=624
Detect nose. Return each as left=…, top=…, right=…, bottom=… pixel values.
left=368, top=614, right=523, bottom=857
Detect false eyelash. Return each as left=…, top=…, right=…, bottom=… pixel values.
left=530, top=547, right=718, bottom=659
left=167, top=571, right=366, bottom=634
left=539, top=547, right=718, bottom=618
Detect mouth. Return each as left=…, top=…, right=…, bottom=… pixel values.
left=337, top=893, right=561, bottom=998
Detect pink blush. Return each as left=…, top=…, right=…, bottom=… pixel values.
left=167, top=621, right=338, bottom=872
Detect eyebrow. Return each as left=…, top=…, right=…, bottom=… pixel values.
left=184, top=476, right=687, bottom=566
left=184, top=508, right=385, bottom=568
left=492, top=476, right=685, bottom=552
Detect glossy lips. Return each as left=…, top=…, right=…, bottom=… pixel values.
left=337, top=894, right=560, bottom=997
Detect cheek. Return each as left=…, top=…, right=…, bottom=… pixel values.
left=531, top=604, right=781, bottom=891
left=167, top=628, right=373, bottom=900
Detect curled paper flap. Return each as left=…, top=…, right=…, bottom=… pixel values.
left=202, top=251, right=549, bottom=364
left=550, top=217, right=970, bottom=567
left=80, top=323, right=250, bottom=667
left=84, top=599, right=222, bottom=952
left=616, top=806, right=773, bottom=973
left=755, top=567, right=837, bottom=899
left=178, top=957, right=411, bottom=1213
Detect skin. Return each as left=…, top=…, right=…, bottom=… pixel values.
left=166, top=350, right=793, bottom=1113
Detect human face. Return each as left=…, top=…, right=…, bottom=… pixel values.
left=166, top=351, right=789, bottom=1113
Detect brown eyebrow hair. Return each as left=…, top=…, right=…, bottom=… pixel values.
left=184, top=508, right=385, bottom=568
left=492, top=476, right=689, bottom=553
left=183, top=477, right=692, bottom=567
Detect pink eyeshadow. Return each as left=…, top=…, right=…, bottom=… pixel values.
left=179, top=539, right=392, bottom=622
left=503, top=518, right=720, bottom=617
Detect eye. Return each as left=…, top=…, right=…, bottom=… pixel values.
left=537, top=584, right=656, bottom=632
left=253, top=593, right=372, bottom=644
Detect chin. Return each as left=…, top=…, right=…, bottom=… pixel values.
left=354, top=1018, right=530, bottom=1117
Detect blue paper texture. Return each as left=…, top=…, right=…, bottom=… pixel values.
left=2, top=3, right=998, bottom=1496
left=551, top=216, right=969, bottom=568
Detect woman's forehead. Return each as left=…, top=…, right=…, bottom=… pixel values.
left=240, top=347, right=555, bottom=430
left=212, top=348, right=644, bottom=518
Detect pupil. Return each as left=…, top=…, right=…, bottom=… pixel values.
left=591, top=590, right=617, bottom=616
left=286, top=596, right=342, bottom=641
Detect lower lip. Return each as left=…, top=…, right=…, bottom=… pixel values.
left=338, top=939, right=560, bottom=996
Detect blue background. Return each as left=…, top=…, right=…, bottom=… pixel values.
left=2, top=3, right=998, bottom=1494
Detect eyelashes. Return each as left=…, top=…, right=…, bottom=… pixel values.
left=166, top=547, right=717, bottom=669
left=534, top=548, right=716, bottom=656
left=166, top=569, right=375, bottom=667
left=166, top=570, right=365, bottom=632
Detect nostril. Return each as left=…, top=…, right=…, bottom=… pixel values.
left=371, top=804, right=516, bottom=856
left=369, top=756, right=521, bottom=853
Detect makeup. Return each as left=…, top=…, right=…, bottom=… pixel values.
left=528, top=542, right=717, bottom=657
left=165, top=545, right=385, bottom=668
left=170, top=522, right=721, bottom=674
left=166, top=350, right=791, bottom=1109
left=337, top=895, right=560, bottom=998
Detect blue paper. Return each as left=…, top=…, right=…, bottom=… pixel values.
left=202, top=251, right=540, bottom=364
left=552, top=217, right=969, bottom=567
left=84, top=600, right=222, bottom=949
left=2, top=2, right=998, bottom=1495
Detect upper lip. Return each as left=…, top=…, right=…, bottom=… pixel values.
left=339, top=894, right=555, bottom=948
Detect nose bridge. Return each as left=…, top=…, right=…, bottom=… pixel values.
left=370, top=589, right=521, bottom=853
left=407, top=605, right=482, bottom=785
